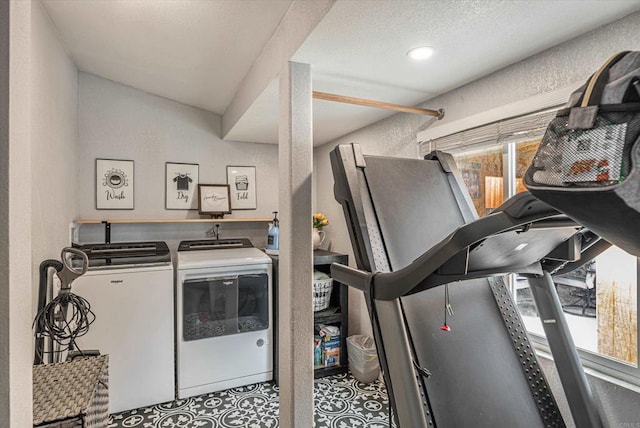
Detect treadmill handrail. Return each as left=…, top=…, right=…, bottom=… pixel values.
left=332, top=196, right=578, bottom=300
left=330, top=263, right=373, bottom=292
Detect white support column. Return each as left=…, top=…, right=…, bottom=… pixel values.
left=0, top=3, right=9, bottom=423
left=278, top=61, right=313, bottom=427
left=1, top=1, right=33, bottom=427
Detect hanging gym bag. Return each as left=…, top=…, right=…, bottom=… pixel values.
left=524, top=51, right=640, bottom=257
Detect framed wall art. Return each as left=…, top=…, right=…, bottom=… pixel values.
left=226, top=166, right=257, bottom=210
left=198, top=184, right=231, bottom=218
left=166, top=162, right=199, bottom=210
left=96, top=158, right=134, bottom=210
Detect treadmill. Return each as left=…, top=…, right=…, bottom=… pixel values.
left=329, top=143, right=607, bottom=428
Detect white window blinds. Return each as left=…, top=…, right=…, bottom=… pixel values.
left=421, top=108, right=559, bottom=156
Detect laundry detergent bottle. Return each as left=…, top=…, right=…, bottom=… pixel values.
left=266, top=211, right=279, bottom=250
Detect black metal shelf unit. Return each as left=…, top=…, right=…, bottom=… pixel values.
left=270, top=249, right=349, bottom=381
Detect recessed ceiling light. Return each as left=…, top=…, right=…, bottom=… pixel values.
left=407, top=46, right=434, bottom=61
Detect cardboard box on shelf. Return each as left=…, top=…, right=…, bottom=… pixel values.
left=323, top=337, right=340, bottom=367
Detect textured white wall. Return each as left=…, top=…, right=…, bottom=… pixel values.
left=2, top=1, right=33, bottom=426
left=1, top=3, right=78, bottom=425
left=30, top=0, right=79, bottom=311
left=419, top=11, right=640, bottom=130
left=0, top=1, right=11, bottom=422
left=313, top=10, right=640, bottom=422
left=77, top=73, right=279, bottom=247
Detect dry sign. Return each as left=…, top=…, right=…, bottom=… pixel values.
left=166, top=162, right=199, bottom=210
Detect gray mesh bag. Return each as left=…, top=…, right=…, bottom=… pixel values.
left=525, top=51, right=640, bottom=257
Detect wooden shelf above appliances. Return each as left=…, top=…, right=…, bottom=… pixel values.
left=74, top=218, right=273, bottom=224
left=73, top=217, right=273, bottom=245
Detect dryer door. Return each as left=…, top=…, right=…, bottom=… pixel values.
left=177, top=269, right=273, bottom=398
left=182, top=273, right=270, bottom=341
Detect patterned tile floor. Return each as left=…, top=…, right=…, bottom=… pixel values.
left=108, top=373, right=392, bottom=428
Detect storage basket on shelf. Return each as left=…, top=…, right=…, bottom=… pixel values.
left=313, top=271, right=333, bottom=312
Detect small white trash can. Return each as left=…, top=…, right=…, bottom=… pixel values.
left=347, top=335, right=380, bottom=383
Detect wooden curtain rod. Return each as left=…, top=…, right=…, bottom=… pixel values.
left=312, top=91, right=445, bottom=119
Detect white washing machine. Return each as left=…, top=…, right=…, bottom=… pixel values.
left=71, top=241, right=175, bottom=413
left=175, top=238, right=273, bottom=399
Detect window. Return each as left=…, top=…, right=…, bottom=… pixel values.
left=515, top=139, right=540, bottom=194
left=513, top=139, right=639, bottom=370
left=423, top=111, right=640, bottom=386
left=517, top=247, right=638, bottom=368
left=452, top=145, right=504, bottom=217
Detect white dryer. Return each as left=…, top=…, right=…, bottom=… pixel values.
left=175, top=239, right=272, bottom=399
left=71, top=241, right=174, bottom=413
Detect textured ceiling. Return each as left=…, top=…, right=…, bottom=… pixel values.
left=41, top=0, right=640, bottom=146
left=229, top=0, right=640, bottom=145
left=41, top=0, right=293, bottom=115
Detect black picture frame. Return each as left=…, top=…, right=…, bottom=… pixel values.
left=165, top=162, right=199, bottom=210
left=95, top=158, right=134, bottom=210
left=226, top=165, right=257, bottom=210
left=198, top=184, right=232, bottom=218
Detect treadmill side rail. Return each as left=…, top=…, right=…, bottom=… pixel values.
left=527, top=272, right=603, bottom=428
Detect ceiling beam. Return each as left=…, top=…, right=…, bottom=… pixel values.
left=222, top=0, right=335, bottom=140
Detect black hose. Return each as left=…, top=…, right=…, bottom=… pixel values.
left=34, top=260, right=63, bottom=365
left=33, top=292, right=95, bottom=363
